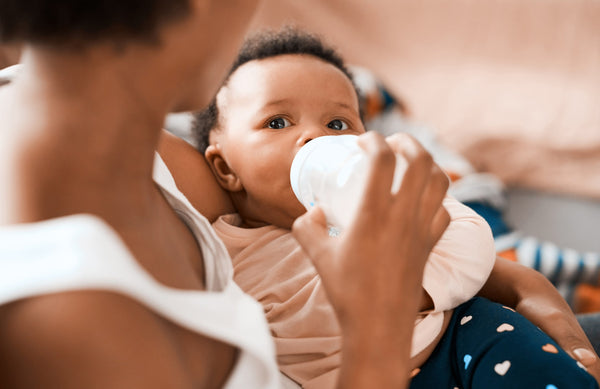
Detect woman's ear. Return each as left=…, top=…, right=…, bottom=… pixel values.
left=205, top=144, right=243, bottom=192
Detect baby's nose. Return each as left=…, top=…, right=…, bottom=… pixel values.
left=298, top=126, right=328, bottom=146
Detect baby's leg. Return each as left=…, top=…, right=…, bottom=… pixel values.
left=410, top=297, right=598, bottom=389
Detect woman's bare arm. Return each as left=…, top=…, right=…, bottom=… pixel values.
left=294, top=133, right=450, bottom=388
left=158, top=130, right=234, bottom=223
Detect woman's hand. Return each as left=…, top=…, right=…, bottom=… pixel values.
left=293, top=132, right=450, bottom=388
left=479, top=257, right=600, bottom=384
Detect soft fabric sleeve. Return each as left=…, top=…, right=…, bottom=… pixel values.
left=422, top=196, right=496, bottom=312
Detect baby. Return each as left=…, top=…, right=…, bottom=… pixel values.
left=193, top=28, right=597, bottom=389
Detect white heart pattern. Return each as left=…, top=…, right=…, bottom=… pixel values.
left=494, top=360, right=511, bottom=376
left=496, top=323, right=514, bottom=333
left=460, top=315, right=473, bottom=325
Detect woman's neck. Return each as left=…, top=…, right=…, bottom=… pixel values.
left=0, top=45, right=176, bottom=223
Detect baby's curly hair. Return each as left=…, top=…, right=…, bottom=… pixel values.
left=192, top=27, right=359, bottom=154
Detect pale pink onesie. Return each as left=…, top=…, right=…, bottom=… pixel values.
left=213, top=196, right=495, bottom=388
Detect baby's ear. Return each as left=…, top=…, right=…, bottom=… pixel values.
left=205, top=144, right=243, bottom=192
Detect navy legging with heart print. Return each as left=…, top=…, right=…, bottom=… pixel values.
left=410, top=297, right=598, bottom=389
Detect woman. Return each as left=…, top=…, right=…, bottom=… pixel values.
left=0, top=1, right=451, bottom=387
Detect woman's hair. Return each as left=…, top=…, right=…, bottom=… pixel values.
left=192, top=27, right=360, bottom=154
left=0, top=0, right=190, bottom=46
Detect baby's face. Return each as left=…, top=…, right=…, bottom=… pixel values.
left=209, top=54, right=365, bottom=228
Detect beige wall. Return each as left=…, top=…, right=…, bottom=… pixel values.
left=251, top=0, right=600, bottom=199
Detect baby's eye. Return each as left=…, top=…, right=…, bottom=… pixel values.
left=327, top=119, right=349, bottom=131
left=268, top=117, right=291, bottom=129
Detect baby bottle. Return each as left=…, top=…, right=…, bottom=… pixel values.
left=290, top=134, right=406, bottom=234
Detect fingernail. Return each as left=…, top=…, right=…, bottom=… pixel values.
left=574, top=348, right=597, bottom=365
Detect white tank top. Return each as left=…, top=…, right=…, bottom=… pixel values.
left=0, top=154, right=281, bottom=388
